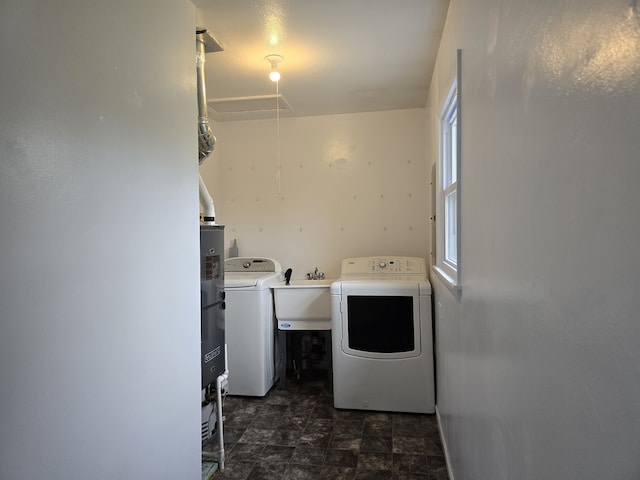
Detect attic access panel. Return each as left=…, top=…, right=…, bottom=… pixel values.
left=208, top=94, right=291, bottom=114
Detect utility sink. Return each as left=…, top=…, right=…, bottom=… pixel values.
left=271, top=279, right=334, bottom=330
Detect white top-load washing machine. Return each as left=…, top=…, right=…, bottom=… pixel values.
left=331, top=256, right=434, bottom=413
left=224, top=257, right=282, bottom=396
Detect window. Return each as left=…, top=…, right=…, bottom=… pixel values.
left=442, top=88, right=458, bottom=269
left=435, top=50, right=461, bottom=290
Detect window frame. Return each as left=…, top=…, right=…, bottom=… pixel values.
left=435, top=50, right=462, bottom=292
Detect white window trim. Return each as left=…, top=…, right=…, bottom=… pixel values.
left=435, top=49, right=462, bottom=295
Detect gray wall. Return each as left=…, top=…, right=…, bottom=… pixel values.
left=0, top=1, right=202, bottom=478
left=429, top=0, right=640, bottom=478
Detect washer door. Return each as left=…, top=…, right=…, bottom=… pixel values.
left=339, top=281, right=421, bottom=359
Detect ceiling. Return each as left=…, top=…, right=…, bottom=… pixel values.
left=193, top=0, right=450, bottom=121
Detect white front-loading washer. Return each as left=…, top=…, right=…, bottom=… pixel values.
left=224, top=257, right=282, bottom=396
left=331, top=256, right=434, bottom=413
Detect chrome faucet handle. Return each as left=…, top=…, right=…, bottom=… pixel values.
left=306, top=267, right=324, bottom=280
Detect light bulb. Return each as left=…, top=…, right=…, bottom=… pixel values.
left=265, top=54, right=283, bottom=82
left=269, top=70, right=281, bottom=82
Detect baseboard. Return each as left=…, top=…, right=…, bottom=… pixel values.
left=436, top=405, right=455, bottom=480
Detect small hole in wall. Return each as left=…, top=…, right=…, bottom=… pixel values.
left=353, top=195, right=357, bottom=200
left=259, top=227, right=263, bottom=232
left=409, top=226, right=414, bottom=231
left=380, top=194, right=384, bottom=199
left=383, top=226, right=388, bottom=231
left=299, top=227, right=303, bottom=232
left=408, top=193, right=413, bottom=198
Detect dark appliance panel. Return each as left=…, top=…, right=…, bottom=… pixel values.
left=200, top=225, right=225, bottom=389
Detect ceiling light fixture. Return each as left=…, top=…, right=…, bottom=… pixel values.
left=265, top=54, right=284, bottom=82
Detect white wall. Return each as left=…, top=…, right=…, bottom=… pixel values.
left=201, top=109, right=430, bottom=279
left=0, top=1, right=202, bottom=479
left=429, top=0, right=640, bottom=479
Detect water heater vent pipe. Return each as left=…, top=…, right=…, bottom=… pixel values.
left=199, top=174, right=215, bottom=223
left=196, top=29, right=220, bottom=225
left=197, top=30, right=216, bottom=163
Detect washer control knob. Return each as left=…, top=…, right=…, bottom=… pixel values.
left=379, top=262, right=387, bottom=269
left=243, top=262, right=251, bottom=269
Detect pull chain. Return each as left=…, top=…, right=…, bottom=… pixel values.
left=276, top=80, right=282, bottom=196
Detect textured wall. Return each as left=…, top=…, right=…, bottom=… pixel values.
left=0, top=1, right=201, bottom=478
left=429, top=0, right=640, bottom=478
left=201, top=109, right=430, bottom=279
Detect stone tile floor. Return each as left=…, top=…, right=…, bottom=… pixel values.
left=205, top=377, right=449, bottom=480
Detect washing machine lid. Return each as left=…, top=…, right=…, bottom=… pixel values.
left=224, top=257, right=282, bottom=288
left=225, top=271, right=280, bottom=289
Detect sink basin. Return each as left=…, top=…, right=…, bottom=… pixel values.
left=271, top=279, right=334, bottom=330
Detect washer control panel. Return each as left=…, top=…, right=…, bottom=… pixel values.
left=225, top=257, right=282, bottom=273
left=341, top=256, right=426, bottom=275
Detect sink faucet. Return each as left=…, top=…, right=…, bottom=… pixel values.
left=307, top=267, right=325, bottom=280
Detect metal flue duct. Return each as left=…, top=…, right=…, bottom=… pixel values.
left=196, top=29, right=223, bottom=224
left=196, top=29, right=220, bottom=164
